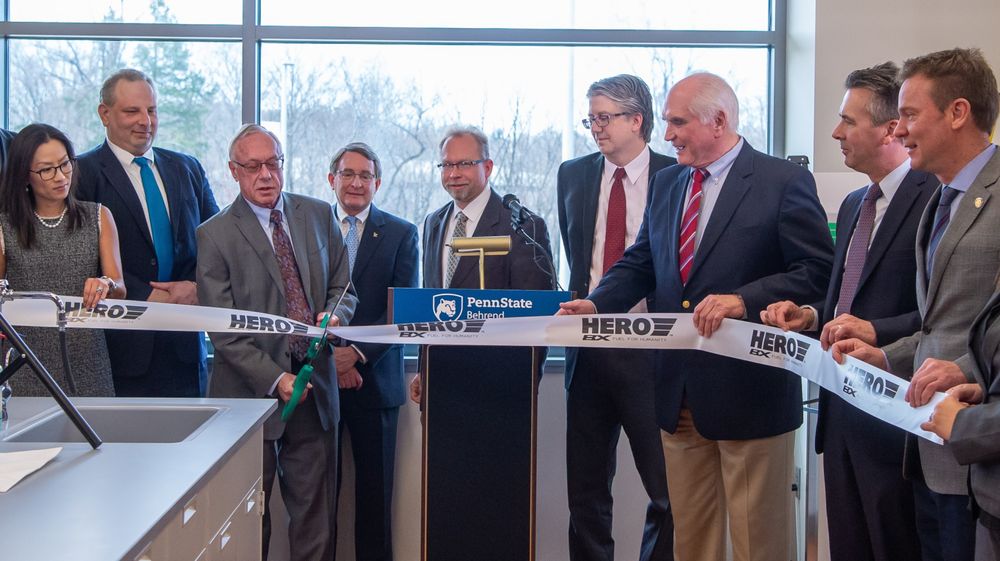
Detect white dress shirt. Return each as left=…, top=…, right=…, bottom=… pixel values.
left=107, top=139, right=172, bottom=234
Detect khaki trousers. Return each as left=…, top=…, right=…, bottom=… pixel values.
left=661, top=408, right=794, bottom=561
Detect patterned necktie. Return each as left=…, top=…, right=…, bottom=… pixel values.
left=926, top=186, right=960, bottom=277
left=133, top=156, right=174, bottom=282
left=678, top=168, right=708, bottom=285
left=603, top=167, right=628, bottom=274
left=345, top=215, right=360, bottom=273
left=270, top=210, right=313, bottom=361
left=445, top=211, right=468, bottom=287
left=835, top=182, right=882, bottom=316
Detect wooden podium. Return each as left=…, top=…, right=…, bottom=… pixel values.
left=390, top=287, right=569, bottom=561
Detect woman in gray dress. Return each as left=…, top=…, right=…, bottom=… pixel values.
left=0, top=123, right=125, bottom=396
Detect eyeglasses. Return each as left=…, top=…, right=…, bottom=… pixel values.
left=31, top=159, right=75, bottom=181
left=232, top=157, right=284, bottom=174
left=437, top=159, right=486, bottom=171
left=335, top=170, right=376, bottom=183
left=581, top=112, right=630, bottom=129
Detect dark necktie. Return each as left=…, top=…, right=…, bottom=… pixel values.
left=602, top=167, right=628, bottom=274
left=270, top=209, right=313, bottom=361
left=678, top=168, right=708, bottom=285
left=133, top=156, right=174, bottom=281
left=926, top=186, right=960, bottom=277
left=835, top=182, right=882, bottom=316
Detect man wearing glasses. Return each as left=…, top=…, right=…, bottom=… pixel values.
left=556, top=74, right=676, bottom=561
left=328, top=142, right=419, bottom=561
left=197, top=124, right=357, bottom=561
left=409, top=125, right=554, bottom=402
left=77, top=68, right=219, bottom=398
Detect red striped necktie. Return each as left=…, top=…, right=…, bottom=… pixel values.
left=678, top=168, right=708, bottom=285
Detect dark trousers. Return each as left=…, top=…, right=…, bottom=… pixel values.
left=566, top=347, right=674, bottom=561
left=112, top=331, right=205, bottom=397
left=822, top=424, right=920, bottom=561
left=914, top=478, right=977, bottom=561
left=262, top=394, right=335, bottom=561
left=334, top=401, right=400, bottom=561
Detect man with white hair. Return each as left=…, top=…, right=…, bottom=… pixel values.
left=559, top=72, right=834, bottom=561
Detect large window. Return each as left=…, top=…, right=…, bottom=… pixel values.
left=0, top=0, right=783, bottom=285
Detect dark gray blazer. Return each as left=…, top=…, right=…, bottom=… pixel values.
left=556, top=148, right=677, bottom=389
left=883, top=149, right=1000, bottom=495
left=950, top=290, right=1000, bottom=518
left=197, top=192, right=357, bottom=440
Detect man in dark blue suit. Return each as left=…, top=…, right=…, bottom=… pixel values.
left=77, top=68, right=219, bottom=397
left=556, top=74, right=675, bottom=561
left=409, top=125, right=554, bottom=401
left=560, top=72, right=833, bottom=561
left=762, top=62, right=934, bottom=561
left=328, top=142, right=418, bottom=561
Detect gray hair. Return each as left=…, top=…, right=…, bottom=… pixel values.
left=228, top=123, right=283, bottom=161
left=439, top=125, right=490, bottom=160
left=844, top=62, right=901, bottom=125
left=587, top=74, right=656, bottom=142
left=329, top=142, right=382, bottom=178
left=682, top=72, right=740, bottom=132
left=100, top=68, right=155, bottom=106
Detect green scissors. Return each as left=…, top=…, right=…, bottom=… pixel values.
left=281, top=283, right=352, bottom=422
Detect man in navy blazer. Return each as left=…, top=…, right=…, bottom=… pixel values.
left=762, top=62, right=934, bottom=561
left=328, top=143, right=419, bottom=561
left=561, top=73, right=833, bottom=561
left=76, top=68, right=219, bottom=397
left=557, top=74, right=675, bottom=561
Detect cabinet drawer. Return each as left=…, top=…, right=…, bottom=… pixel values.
left=205, top=427, right=264, bottom=535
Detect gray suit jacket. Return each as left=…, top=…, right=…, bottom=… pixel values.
left=950, top=290, right=1000, bottom=518
left=884, top=148, right=1000, bottom=494
left=196, top=193, right=357, bottom=440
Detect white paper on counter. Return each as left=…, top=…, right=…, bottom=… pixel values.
left=0, top=447, right=62, bottom=492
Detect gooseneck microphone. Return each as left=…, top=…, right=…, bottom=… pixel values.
left=502, top=193, right=526, bottom=226
left=502, top=193, right=561, bottom=291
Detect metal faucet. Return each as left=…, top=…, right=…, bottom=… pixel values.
left=0, top=279, right=68, bottom=422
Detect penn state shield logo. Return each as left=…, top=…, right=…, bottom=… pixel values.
left=432, top=293, right=464, bottom=321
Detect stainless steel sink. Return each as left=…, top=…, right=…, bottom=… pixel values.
left=2, top=405, right=223, bottom=443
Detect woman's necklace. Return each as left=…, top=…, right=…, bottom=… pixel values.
left=34, top=206, right=68, bottom=229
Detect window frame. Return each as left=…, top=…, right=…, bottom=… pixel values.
left=0, top=0, right=787, bottom=154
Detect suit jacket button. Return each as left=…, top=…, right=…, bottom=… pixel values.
left=151, top=258, right=157, bottom=266
left=682, top=300, right=691, bottom=309
left=922, top=326, right=931, bottom=334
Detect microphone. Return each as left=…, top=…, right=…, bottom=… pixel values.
left=501, top=193, right=561, bottom=291
left=502, top=193, right=526, bottom=226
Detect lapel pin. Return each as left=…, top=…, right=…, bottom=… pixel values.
left=975, top=197, right=984, bottom=208
left=373, top=232, right=379, bottom=238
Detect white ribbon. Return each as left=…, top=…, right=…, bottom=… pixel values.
left=0, top=297, right=943, bottom=443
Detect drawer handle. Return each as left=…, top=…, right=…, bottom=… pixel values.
left=183, top=499, right=198, bottom=525
left=220, top=521, right=232, bottom=550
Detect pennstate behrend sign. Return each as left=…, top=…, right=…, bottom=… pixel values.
left=393, top=288, right=571, bottom=324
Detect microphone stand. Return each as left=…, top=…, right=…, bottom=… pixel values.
left=0, top=280, right=101, bottom=449
left=510, top=212, right=561, bottom=291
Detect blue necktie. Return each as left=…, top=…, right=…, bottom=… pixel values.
left=345, top=215, right=360, bottom=272
left=925, top=186, right=960, bottom=277
left=133, top=157, right=174, bottom=282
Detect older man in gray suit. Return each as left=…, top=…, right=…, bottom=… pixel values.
left=833, top=47, right=1000, bottom=561
left=197, top=123, right=357, bottom=561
